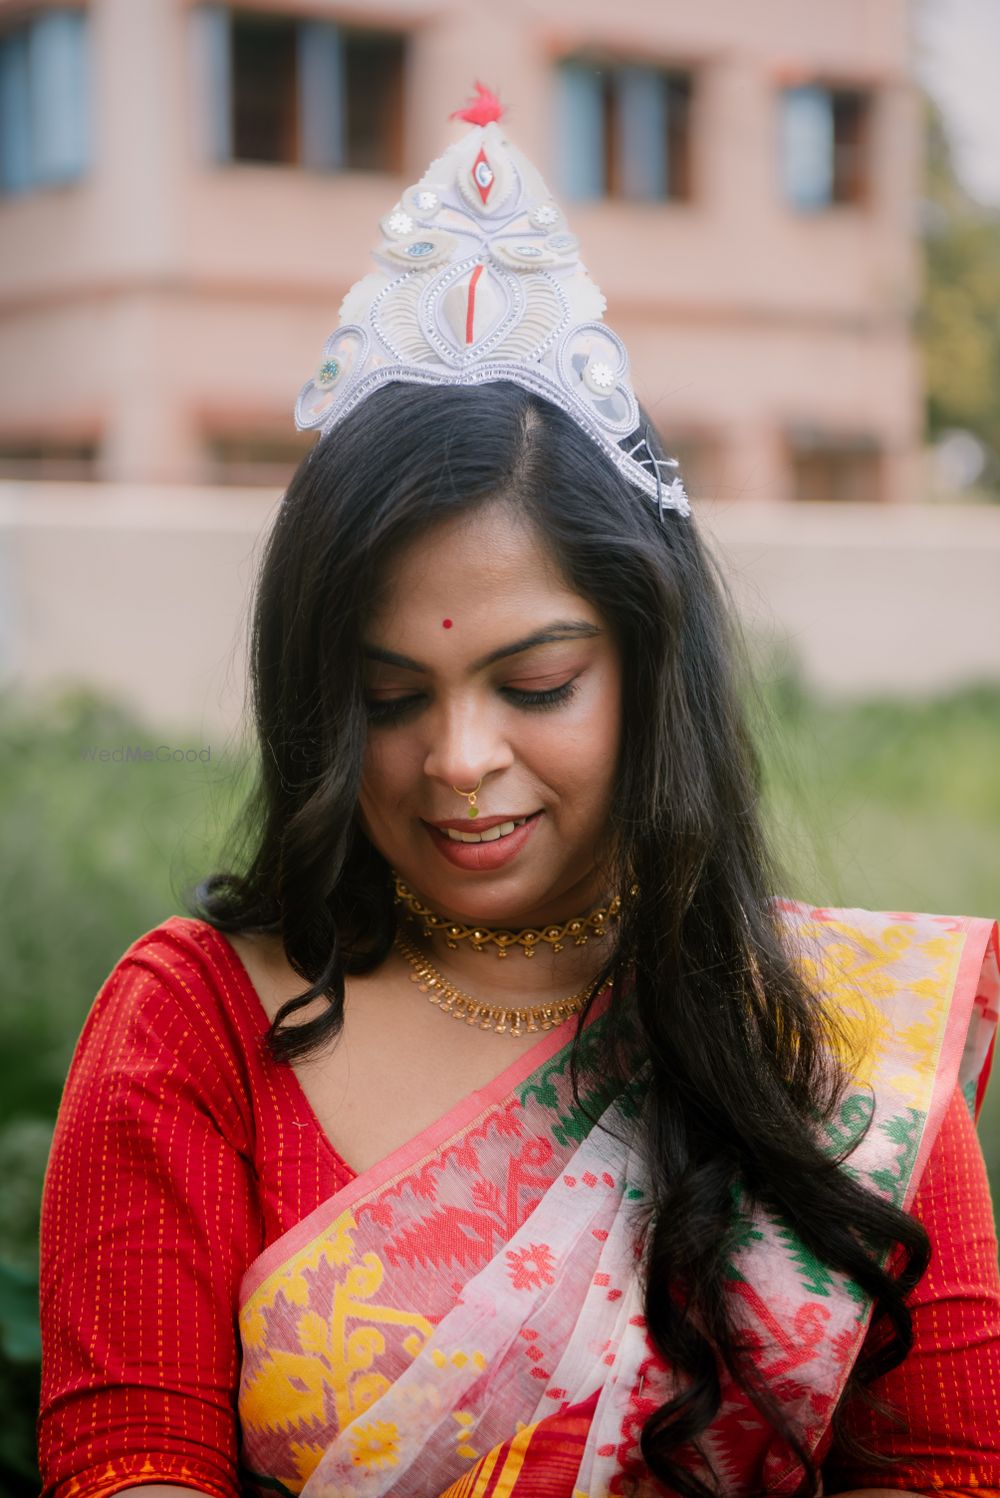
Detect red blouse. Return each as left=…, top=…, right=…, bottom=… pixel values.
left=37, top=917, right=1000, bottom=1498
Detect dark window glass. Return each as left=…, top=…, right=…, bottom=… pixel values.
left=206, top=430, right=317, bottom=486
left=665, top=75, right=693, bottom=201
left=790, top=436, right=883, bottom=502
left=0, top=440, right=97, bottom=480
left=343, top=31, right=405, bottom=172
left=222, top=13, right=405, bottom=173
left=231, top=14, right=298, bottom=164
left=780, top=83, right=872, bottom=211
left=558, top=58, right=694, bottom=203
left=831, top=90, right=870, bottom=205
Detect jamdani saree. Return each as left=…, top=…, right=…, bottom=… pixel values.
left=235, top=904, right=999, bottom=1497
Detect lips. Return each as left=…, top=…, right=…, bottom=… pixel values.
left=426, top=813, right=534, bottom=832
left=424, top=810, right=543, bottom=871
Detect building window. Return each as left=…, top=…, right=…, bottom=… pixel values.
left=0, top=9, right=89, bottom=196
left=231, top=15, right=299, bottom=164
left=665, top=434, right=721, bottom=503
left=0, top=439, right=97, bottom=481
left=557, top=59, right=693, bottom=203
left=789, top=431, right=883, bottom=502
left=779, top=84, right=871, bottom=211
left=205, top=429, right=317, bottom=486
left=194, top=7, right=405, bottom=173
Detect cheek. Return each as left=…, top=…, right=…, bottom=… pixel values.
left=360, top=726, right=436, bottom=831
left=359, top=735, right=409, bottom=813
left=532, top=679, right=620, bottom=787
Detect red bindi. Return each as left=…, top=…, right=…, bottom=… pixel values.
left=442, top=618, right=453, bottom=629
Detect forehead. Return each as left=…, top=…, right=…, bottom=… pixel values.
left=367, top=505, right=599, bottom=638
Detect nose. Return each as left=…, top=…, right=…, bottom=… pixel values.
left=422, top=695, right=514, bottom=797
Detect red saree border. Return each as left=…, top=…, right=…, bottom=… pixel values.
left=438, top=1389, right=601, bottom=1498
left=906, top=914, right=999, bottom=1206
left=239, top=983, right=612, bottom=1303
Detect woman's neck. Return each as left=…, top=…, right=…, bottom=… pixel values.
left=391, top=883, right=620, bottom=1005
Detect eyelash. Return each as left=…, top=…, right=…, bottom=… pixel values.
left=364, top=680, right=580, bottom=725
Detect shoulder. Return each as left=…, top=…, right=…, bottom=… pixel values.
left=772, top=899, right=998, bottom=1047
left=776, top=899, right=999, bottom=1207
left=772, top=897, right=996, bottom=955
left=67, top=916, right=272, bottom=1127
left=98, top=914, right=267, bottom=1033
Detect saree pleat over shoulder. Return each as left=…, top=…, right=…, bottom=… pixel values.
left=235, top=904, right=1000, bottom=1498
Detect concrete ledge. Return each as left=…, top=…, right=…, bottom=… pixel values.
left=697, top=498, right=1000, bottom=695
left=1, top=483, right=998, bottom=733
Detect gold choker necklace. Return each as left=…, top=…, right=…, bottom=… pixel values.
left=394, top=929, right=607, bottom=1035
left=392, top=874, right=626, bottom=959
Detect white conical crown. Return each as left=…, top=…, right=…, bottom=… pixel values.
left=295, top=87, right=689, bottom=517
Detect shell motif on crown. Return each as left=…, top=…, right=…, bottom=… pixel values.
left=295, top=85, right=689, bottom=517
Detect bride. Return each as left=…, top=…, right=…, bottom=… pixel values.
left=38, top=88, right=1000, bottom=1498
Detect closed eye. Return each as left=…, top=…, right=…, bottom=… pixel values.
left=364, top=679, right=580, bottom=725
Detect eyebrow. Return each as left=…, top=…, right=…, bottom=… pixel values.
left=362, top=619, right=602, bottom=674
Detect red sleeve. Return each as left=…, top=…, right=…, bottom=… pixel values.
left=824, top=1084, right=1000, bottom=1494
left=38, top=940, right=263, bottom=1498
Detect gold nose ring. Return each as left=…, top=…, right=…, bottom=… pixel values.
left=452, top=778, right=483, bottom=818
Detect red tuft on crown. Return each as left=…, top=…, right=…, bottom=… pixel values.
left=449, top=80, right=505, bottom=127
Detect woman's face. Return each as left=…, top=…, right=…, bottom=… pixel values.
left=357, top=502, right=623, bottom=927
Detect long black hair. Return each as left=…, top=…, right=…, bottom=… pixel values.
left=191, top=380, right=928, bottom=1495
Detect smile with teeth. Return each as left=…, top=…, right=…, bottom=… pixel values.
left=441, top=816, right=533, bottom=844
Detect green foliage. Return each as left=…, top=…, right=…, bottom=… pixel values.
left=752, top=671, right=1000, bottom=1195
left=2, top=679, right=998, bottom=1488
left=754, top=672, right=1000, bottom=918
left=919, top=99, right=1000, bottom=490
left=0, top=1263, right=42, bottom=1493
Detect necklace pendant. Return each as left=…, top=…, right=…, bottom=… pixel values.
left=394, top=927, right=597, bottom=1040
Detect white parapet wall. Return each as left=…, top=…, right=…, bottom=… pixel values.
left=697, top=498, right=1000, bottom=696
left=1, top=482, right=998, bottom=735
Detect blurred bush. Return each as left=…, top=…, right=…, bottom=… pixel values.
left=1, top=679, right=998, bottom=1492
left=920, top=99, right=1000, bottom=497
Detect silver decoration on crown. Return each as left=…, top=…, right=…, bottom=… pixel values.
left=295, top=120, right=690, bottom=518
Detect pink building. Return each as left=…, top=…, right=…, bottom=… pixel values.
left=0, top=0, right=921, bottom=502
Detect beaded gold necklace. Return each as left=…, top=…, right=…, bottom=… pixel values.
left=393, top=927, right=608, bottom=1036
left=392, top=873, right=626, bottom=958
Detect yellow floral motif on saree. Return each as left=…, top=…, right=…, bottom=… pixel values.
left=240, top=1210, right=436, bottom=1469
left=797, top=915, right=964, bottom=1113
